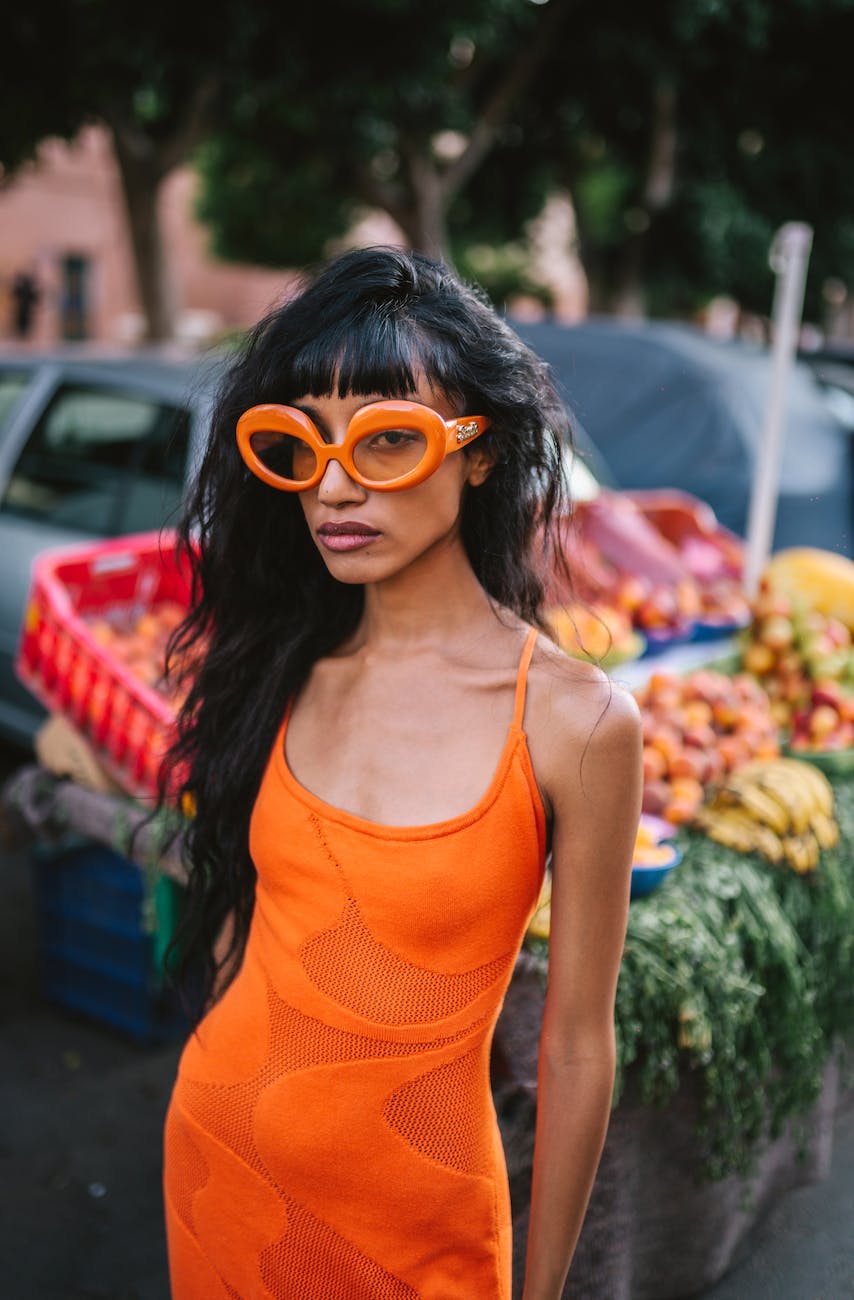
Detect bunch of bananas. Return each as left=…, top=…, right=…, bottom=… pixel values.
left=695, top=757, right=838, bottom=874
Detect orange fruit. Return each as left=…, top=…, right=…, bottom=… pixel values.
left=664, top=799, right=699, bottom=825
left=669, top=775, right=704, bottom=806
left=669, top=751, right=705, bottom=782
left=643, top=746, right=667, bottom=783
left=633, top=844, right=676, bottom=866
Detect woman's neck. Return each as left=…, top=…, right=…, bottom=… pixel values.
left=355, top=538, right=496, bottom=651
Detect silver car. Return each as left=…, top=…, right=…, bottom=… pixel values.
left=0, top=353, right=219, bottom=745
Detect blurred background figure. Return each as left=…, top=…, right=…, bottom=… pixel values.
left=10, top=270, right=41, bottom=340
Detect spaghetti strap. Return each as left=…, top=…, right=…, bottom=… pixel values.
left=512, top=625, right=539, bottom=730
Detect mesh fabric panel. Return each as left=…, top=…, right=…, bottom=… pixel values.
left=260, top=1199, right=420, bottom=1299
left=179, top=976, right=489, bottom=1186
left=383, top=1043, right=492, bottom=1175
left=164, top=1103, right=210, bottom=1239
left=301, top=899, right=512, bottom=1024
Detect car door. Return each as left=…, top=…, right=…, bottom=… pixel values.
left=0, top=369, right=192, bottom=744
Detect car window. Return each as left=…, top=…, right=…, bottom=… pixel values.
left=0, top=370, right=30, bottom=429
left=0, top=384, right=190, bottom=534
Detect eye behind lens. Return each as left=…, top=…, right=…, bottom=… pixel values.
left=352, top=429, right=428, bottom=483
left=249, top=430, right=317, bottom=483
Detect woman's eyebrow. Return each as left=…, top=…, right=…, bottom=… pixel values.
left=293, top=396, right=417, bottom=441
left=291, top=403, right=333, bottom=442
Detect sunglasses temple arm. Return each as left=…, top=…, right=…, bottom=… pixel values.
left=446, top=418, right=487, bottom=451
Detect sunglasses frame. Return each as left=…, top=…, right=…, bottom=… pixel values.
left=236, top=400, right=491, bottom=492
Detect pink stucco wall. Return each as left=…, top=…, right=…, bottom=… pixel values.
left=0, top=126, right=297, bottom=346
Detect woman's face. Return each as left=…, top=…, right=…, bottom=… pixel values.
left=292, top=374, right=492, bottom=586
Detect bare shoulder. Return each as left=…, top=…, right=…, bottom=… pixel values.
left=524, top=630, right=643, bottom=822
left=525, top=630, right=642, bottom=750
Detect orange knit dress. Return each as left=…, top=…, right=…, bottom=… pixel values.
left=163, top=626, right=547, bottom=1300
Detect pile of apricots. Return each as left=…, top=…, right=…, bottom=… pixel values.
left=548, top=601, right=643, bottom=665
left=634, top=668, right=780, bottom=824
left=740, top=587, right=854, bottom=753
left=86, top=601, right=197, bottom=704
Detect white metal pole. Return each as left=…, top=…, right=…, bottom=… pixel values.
left=743, top=221, right=814, bottom=596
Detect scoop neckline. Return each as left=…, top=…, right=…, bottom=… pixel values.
left=274, top=709, right=526, bottom=841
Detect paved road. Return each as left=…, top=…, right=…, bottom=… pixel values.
left=702, top=1104, right=854, bottom=1300
left=1, top=836, right=178, bottom=1300
left=2, top=755, right=852, bottom=1300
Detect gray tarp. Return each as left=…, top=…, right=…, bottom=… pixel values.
left=514, top=318, right=853, bottom=555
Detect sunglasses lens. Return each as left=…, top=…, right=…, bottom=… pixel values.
left=352, top=428, right=429, bottom=484
left=248, top=430, right=317, bottom=484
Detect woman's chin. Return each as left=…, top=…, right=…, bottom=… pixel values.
left=318, top=549, right=392, bottom=584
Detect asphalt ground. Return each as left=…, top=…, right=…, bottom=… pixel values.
left=2, top=743, right=852, bottom=1300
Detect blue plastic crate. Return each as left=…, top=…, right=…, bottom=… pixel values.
left=40, top=904, right=151, bottom=983
left=31, top=842, right=190, bottom=1044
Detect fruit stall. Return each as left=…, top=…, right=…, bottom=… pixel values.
left=504, top=536, right=854, bottom=1298
left=2, top=508, right=853, bottom=1299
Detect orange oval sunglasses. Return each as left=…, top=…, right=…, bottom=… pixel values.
left=236, top=400, right=490, bottom=493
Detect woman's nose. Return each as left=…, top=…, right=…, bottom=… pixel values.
left=316, top=454, right=367, bottom=505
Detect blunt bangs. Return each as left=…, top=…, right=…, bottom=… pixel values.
left=284, top=309, right=465, bottom=405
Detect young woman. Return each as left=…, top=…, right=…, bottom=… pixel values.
left=161, top=247, right=642, bottom=1300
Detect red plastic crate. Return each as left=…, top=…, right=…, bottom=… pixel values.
left=16, top=531, right=193, bottom=800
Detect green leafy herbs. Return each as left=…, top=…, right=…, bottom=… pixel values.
left=525, top=776, right=854, bottom=1181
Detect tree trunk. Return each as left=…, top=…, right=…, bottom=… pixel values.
left=611, top=82, right=678, bottom=317
left=611, top=234, right=648, bottom=320
left=571, top=205, right=612, bottom=314
left=111, top=132, right=175, bottom=342
left=402, top=152, right=450, bottom=262
left=106, top=80, right=220, bottom=342
left=356, top=1, right=574, bottom=268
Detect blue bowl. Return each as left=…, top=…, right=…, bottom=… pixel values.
left=640, top=625, right=697, bottom=657
left=691, top=616, right=750, bottom=643
left=631, top=845, right=683, bottom=899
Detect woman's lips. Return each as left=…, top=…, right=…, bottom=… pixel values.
left=317, top=521, right=382, bottom=552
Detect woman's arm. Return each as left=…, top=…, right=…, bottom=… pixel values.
left=522, top=679, right=643, bottom=1300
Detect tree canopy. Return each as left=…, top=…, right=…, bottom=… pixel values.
left=196, top=0, right=854, bottom=320
left=2, top=0, right=852, bottom=329
left=195, top=0, right=572, bottom=265
left=543, top=0, right=854, bottom=317
left=1, top=0, right=274, bottom=336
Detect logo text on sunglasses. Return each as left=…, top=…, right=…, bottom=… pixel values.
left=455, top=421, right=481, bottom=443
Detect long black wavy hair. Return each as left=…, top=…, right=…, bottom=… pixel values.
left=163, top=246, right=572, bottom=1019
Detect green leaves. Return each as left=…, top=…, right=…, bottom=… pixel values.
left=4, top=0, right=852, bottom=319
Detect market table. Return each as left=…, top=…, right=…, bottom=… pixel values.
left=500, top=757, right=854, bottom=1299
left=3, top=760, right=852, bottom=1299
left=496, top=961, right=849, bottom=1299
